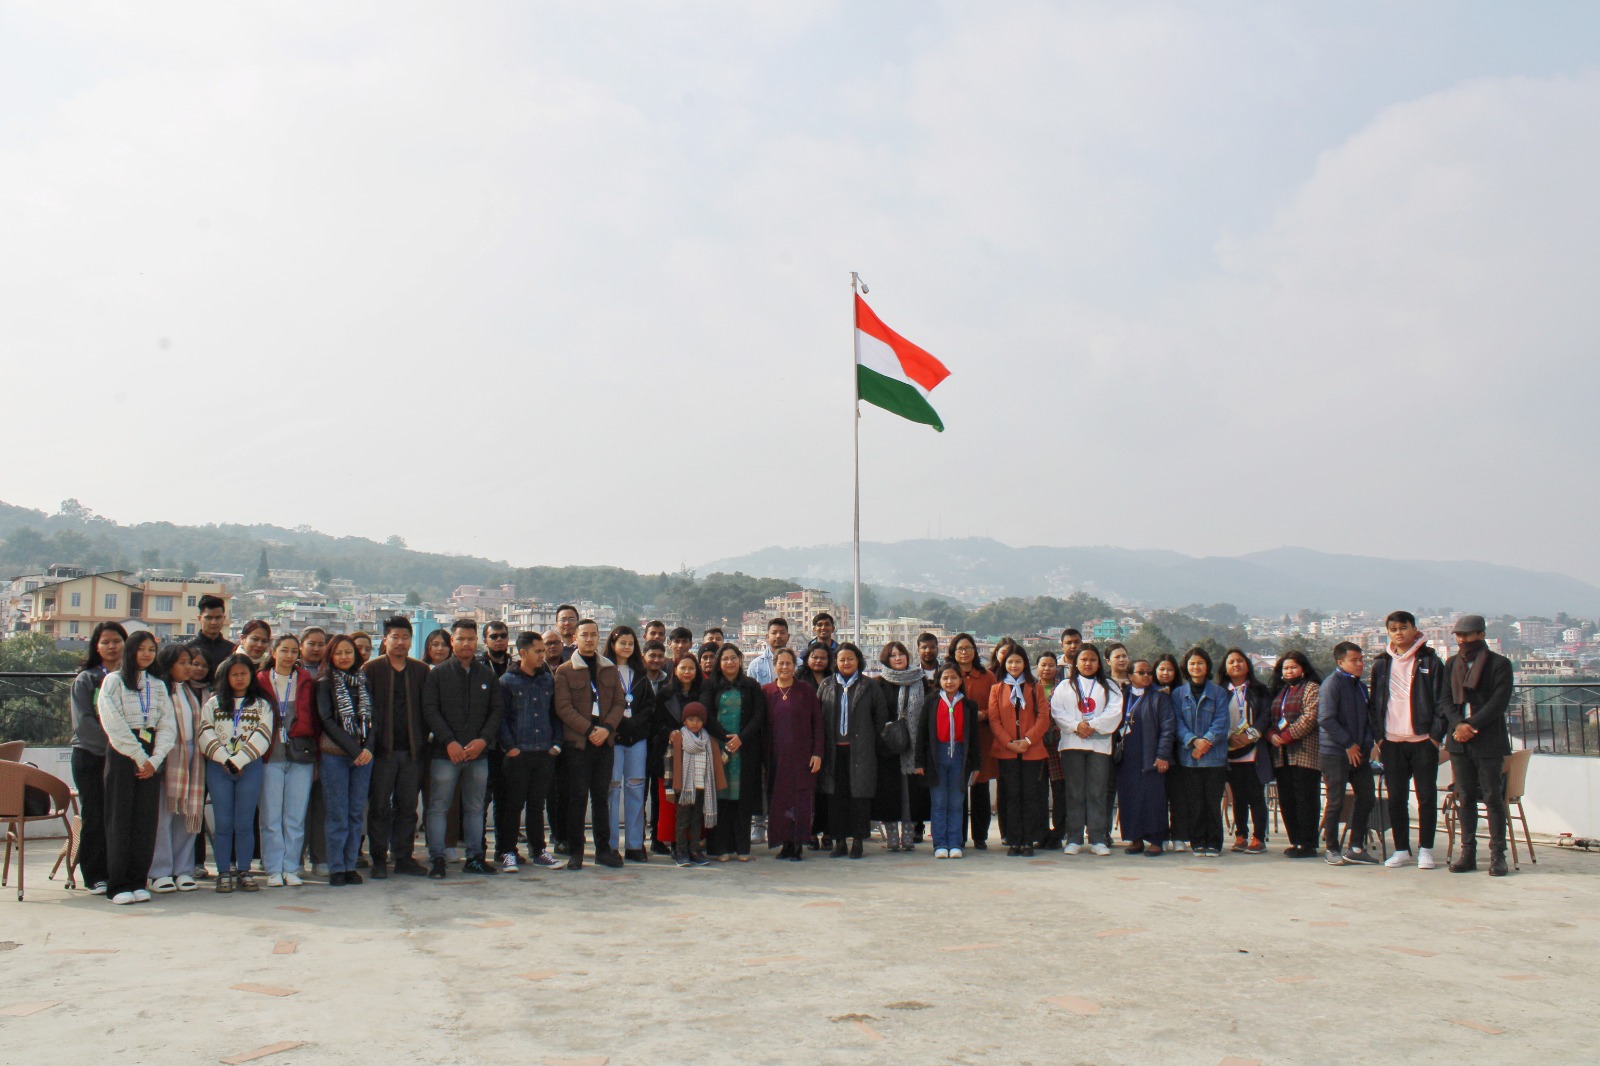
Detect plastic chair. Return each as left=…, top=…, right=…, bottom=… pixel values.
left=1, top=762, right=78, bottom=900
left=1443, top=751, right=1533, bottom=867
left=0, top=741, right=25, bottom=762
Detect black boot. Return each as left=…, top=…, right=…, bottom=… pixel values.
left=830, top=839, right=848, bottom=858
left=1449, top=842, right=1477, bottom=873
left=1488, top=849, right=1509, bottom=877
left=849, top=837, right=864, bottom=859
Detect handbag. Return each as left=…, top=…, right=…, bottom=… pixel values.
left=286, top=735, right=318, bottom=764
left=1227, top=720, right=1261, bottom=752
left=878, top=716, right=910, bottom=756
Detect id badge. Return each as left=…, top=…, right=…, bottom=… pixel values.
left=623, top=694, right=634, bottom=719
left=137, top=729, right=153, bottom=744
left=1277, top=717, right=1288, bottom=731
left=592, top=700, right=601, bottom=718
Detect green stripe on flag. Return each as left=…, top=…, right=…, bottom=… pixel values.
left=858, top=364, right=944, bottom=432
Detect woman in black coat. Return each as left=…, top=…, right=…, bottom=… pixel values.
left=702, top=644, right=768, bottom=860
left=817, top=643, right=889, bottom=859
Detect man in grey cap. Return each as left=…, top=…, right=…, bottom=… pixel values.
left=1441, top=615, right=1515, bottom=876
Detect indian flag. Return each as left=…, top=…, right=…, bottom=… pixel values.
left=855, top=294, right=952, bottom=432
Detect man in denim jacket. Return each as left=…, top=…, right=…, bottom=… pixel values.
left=495, top=632, right=564, bottom=871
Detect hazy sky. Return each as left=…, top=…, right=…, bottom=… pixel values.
left=4, top=2, right=1598, bottom=581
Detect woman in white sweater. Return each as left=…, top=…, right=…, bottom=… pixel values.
left=96, top=631, right=176, bottom=905
left=1050, top=644, right=1125, bottom=856
left=197, top=652, right=275, bottom=893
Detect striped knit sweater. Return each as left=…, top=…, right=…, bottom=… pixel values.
left=197, top=695, right=274, bottom=771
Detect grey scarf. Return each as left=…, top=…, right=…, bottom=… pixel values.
left=880, top=666, right=927, bottom=774
left=679, top=726, right=719, bottom=828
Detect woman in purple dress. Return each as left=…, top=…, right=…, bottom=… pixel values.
left=763, top=648, right=824, bottom=861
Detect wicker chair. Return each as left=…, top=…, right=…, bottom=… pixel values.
left=1, top=762, right=78, bottom=900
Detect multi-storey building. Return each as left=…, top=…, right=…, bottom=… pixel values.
left=23, top=571, right=224, bottom=641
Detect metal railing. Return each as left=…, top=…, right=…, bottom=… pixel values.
left=1509, top=682, right=1600, bottom=757
left=0, top=671, right=75, bottom=746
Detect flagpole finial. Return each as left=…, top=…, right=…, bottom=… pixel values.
left=851, top=271, right=869, bottom=294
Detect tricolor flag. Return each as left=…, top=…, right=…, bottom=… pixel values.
left=854, top=294, right=952, bottom=432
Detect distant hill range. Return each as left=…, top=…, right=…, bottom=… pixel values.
left=702, top=538, right=1600, bottom=618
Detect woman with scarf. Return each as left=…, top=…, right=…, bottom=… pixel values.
left=147, top=644, right=205, bottom=892
left=1267, top=651, right=1322, bottom=857
left=316, top=634, right=377, bottom=886
left=198, top=652, right=273, bottom=892
left=948, top=633, right=997, bottom=849
left=1222, top=649, right=1275, bottom=854
left=97, top=630, right=177, bottom=904
left=1116, top=659, right=1176, bottom=855
left=653, top=654, right=703, bottom=853
left=70, top=621, right=126, bottom=896
left=763, top=647, right=824, bottom=860
left=702, top=643, right=768, bottom=861
left=990, top=646, right=1051, bottom=857
left=259, top=633, right=320, bottom=886
left=237, top=619, right=272, bottom=670
left=874, top=641, right=929, bottom=852
left=818, top=643, right=888, bottom=859
left=1052, top=644, right=1126, bottom=856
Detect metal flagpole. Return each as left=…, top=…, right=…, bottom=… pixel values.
left=850, top=271, right=866, bottom=644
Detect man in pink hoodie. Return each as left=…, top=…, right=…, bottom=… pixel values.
left=1368, top=611, right=1449, bottom=869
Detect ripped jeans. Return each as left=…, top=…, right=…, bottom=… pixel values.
left=608, top=739, right=649, bottom=852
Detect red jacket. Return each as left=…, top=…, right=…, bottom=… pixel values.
left=257, top=665, right=321, bottom=757
left=988, top=678, right=1050, bottom=761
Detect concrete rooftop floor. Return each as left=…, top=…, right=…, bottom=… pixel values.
left=2, top=837, right=1598, bottom=1065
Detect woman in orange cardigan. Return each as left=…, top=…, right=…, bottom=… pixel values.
left=948, top=633, right=996, bottom=849
left=988, top=646, right=1051, bottom=857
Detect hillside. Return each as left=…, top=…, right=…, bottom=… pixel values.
left=702, top=537, right=1600, bottom=617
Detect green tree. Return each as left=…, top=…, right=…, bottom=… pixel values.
left=315, top=566, right=333, bottom=587
left=49, top=529, right=93, bottom=562
left=1, top=526, right=48, bottom=567
left=1124, top=622, right=1175, bottom=663
left=0, top=633, right=82, bottom=744
left=404, top=590, right=422, bottom=606
left=254, top=548, right=270, bottom=586
left=139, top=548, right=162, bottom=571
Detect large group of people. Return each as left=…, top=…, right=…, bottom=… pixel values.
left=64, top=596, right=1519, bottom=905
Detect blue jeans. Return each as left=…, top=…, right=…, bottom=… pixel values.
left=258, top=759, right=314, bottom=876
left=609, top=739, right=649, bottom=851
left=929, top=742, right=968, bottom=851
left=320, top=754, right=373, bottom=874
left=427, top=757, right=488, bottom=861
left=206, top=759, right=265, bottom=872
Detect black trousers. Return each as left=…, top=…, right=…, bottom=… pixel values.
left=562, top=743, right=613, bottom=861
left=1274, top=763, right=1322, bottom=850
left=1383, top=739, right=1439, bottom=852
left=102, top=749, right=160, bottom=897
left=1320, top=754, right=1375, bottom=852
left=997, top=758, right=1045, bottom=848
left=367, top=751, right=423, bottom=864
left=968, top=779, right=992, bottom=845
left=72, top=748, right=108, bottom=887
left=828, top=746, right=869, bottom=840
left=676, top=797, right=705, bottom=851
left=496, top=751, right=556, bottom=858
left=708, top=796, right=750, bottom=856
left=1227, top=761, right=1269, bottom=841
left=305, top=777, right=326, bottom=864
left=547, top=751, right=570, bottom=847
left=1173, top=765, right=1226, bottom=851
left=1452, top=751, right=1507, bottom=851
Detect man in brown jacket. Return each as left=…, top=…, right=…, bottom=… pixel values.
left=553, top=618, right=627, bottom=869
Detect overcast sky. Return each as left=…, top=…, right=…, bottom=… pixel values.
left=4, top=2, right=1598, bottom=582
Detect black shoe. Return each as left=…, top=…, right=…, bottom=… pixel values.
left=1021, top=846, right=1035, bottom=857
left=1450, top=846, right=1477, bottom=874
left=624, top=848, right=648, bottom=863
left=690, top=851, right=710, bottom=866
left=972, top=840, right=988, bottom=850
left=565, top=857, right=585, bottom=871
left=596, top=851, right=625, bottom=869
left=793, top=846, right=803, bottom=862
left=394, top=857, right=428, bottom=876
left=370, top=863, right=388, bottom=880
left=673, top=850, right=691, bottom=867
left=344, top=870, right=364, bottom=885
left=329, top=871, right=348, bottom=887
left=651, top=841, right=672, bottom=856
left=428, top=859, right=446, bottom=880
left=1006, top=845, right=1022, bottom=857
left=356, top=854, right=370, bottom=869
left=553, top=841, right=571, bottom=856
left=462, top=857, right=498, bottom=875
left=849, top=838, right=864, bottom=860
left=1489, top=850, right=1509, bottom=877
left=830, top=840, right=848, bottom=858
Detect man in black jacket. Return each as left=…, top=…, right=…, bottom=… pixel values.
left=1442, top=615, right=1515, bottom=876
left=1369, top=611, right=1448, bottom=870
left=421, top=618, right=505, bottom=878
left=363, top=615, right=431, bottom=877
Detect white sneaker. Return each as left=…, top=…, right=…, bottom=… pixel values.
left=1384, top=849, right=1413, bottom=868
left=1416, top=847, right=1438, bottom=870
left=110, top=892, right=136, bottom=905
left=266, top=873, right=285, bottom=888
left=89, top=881, right=108, bottom=895
left=1064, top=842, right=1083, bottom=855
left=284, top=872, right=304, bottom=886
left=1090, top=843, right=1111, bottom=857
left=499, top=852, right=520, bottom=873
left=949, top=848, right=963, bottom=859
left=132, top=888, right=152, bottom=903
left=934, top=848, right=949, bottom=859
left=1175, top=840, right=1190, bottom=853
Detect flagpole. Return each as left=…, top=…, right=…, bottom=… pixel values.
left=850, top=271, right=864, bottom=645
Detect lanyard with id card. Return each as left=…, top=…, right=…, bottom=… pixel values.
left=136, top=680, right=155, bottom=752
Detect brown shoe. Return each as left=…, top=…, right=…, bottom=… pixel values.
left=1144, top=843, right=1163, bottom=856
left=214, top=871, right=233, bottom=894
left=236, top=872, right=260, bottom=892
